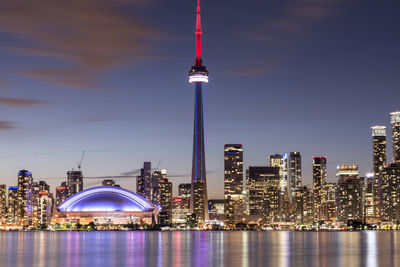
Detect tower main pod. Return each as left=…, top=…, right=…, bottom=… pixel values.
left=189, top=0, right=209, bottom=224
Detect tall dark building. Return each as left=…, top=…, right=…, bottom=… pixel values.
left=224, top=144, right=244, bottom=226
left=17, top=170, right=33, bottom=226
left=158, top=175, right=173, bottom=225
left=0, top=184, right=6, bottom=225
left=136, top=162, right=152, bottom=201
left=371, top=126, right=386, bottom=220
left=247, top=166, right=281, bottom=223
left=7, top=186, right=18, bottom=225
left=67, top=170, right=83, bottom=196
left=56, top=182, right=69, bottom=207
left=312, top=157, right=327, bottom=222
left=189, top=0, right=209, bottom=224
left=391, top=111, right=400, bottom=163
left=288, top=152, right=302, bottom=199
left=380, top=162, right=400, bottom=223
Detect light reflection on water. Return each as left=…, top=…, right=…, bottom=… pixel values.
left=1, top=231, right=400, bottom=267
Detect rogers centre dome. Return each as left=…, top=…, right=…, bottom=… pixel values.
left=52, top=186, right=160, bottom=226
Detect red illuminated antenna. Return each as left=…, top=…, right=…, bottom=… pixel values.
left=195, top=0, right=202, bottom=66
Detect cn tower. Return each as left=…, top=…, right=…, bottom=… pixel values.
left=189, top=0, right=209, bottom=224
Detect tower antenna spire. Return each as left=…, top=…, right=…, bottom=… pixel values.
left=195, top=0, right=202, bottom=66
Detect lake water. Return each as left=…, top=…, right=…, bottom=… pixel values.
left=0, top=231, right=399, bottom=267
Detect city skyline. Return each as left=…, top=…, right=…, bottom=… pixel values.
left=0, top=0, right=399, bottom=199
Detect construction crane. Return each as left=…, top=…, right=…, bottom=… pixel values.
left=77, top=150, right=86, bottom=171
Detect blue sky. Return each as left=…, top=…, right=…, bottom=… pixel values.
left=0, top=0, right=399, bottom=198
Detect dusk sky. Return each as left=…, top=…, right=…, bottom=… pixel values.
left=0, top=0, right=399, bottom=198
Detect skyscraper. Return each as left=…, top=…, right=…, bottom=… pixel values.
left=380, top=162, right=400, bottom=223
left=67, top=170, right=83, bottom=196
left=136, top=162, right=152, bottom=201
left=270, top=154, right=288, bottom=192
left=288, top=152, right=302, bottom=199
left=247, top=166, right=281, bottom=222
left=158, top=174, right=173, bottom=225
left=17, top=170, right=33, bottom=226
left=391, top=111, right=400, bottom=163
left=7, top=186, right=18, bottom=225
left=0, top=184, right=6, bottom=225
left=189, top=0, right=209, bottom=224
left=224, top=144, right=244, bottom=227
left=178, top=183, right=191, bottom=199
left=312, top=157, right=327, bottom=222
left=371, top=126, right=386, bottom=220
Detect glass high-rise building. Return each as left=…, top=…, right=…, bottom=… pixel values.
left=0, top=184, right=6, bottom=225
left=380, top=162, right=400, bottom=223
left=371, top=126, right=386, bottom=220
left=7, top=186, right=18, bottom=225
left=288, top=152, right=302, bottom=199
left=56, top=182, right=69, bottom=207
left=136, top=162, right=152, bottom=201
left=270, top=154, right=288, bottom=193
left=312, top=157, right=327, bottom=222
left=391, top=111, right=400, bottom=163
left=17, top=170, right=33, bottom=226
left=224, top=144, right=244, bottom=226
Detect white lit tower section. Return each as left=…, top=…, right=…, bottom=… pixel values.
left=391, top=111, right=400, bottom=163
left=189, top=0, right=209, bottom=223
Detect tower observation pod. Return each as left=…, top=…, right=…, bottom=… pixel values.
left=188, top=0, right=209, bottom=224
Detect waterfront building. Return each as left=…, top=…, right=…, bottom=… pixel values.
left=294, top=186, right=314, bottom=224
left=0, top=184, right=6, bottom=224
left=391, top=111, right=400, bottom=163
left=288, top=152, right=302, bottom=200
left=365, top=177, right=375, bottom=222
left=172, top=197, right=190, bottom=225
left=224, top=144, right=244, bottom=226
left=312, top=157, right=327, bottom=222
left=7, top=186, right=18, bottom=225
left=136, top=162, right=152, bottom=201
left=247, top=166, right=281, bottom=223
left=31, top=181, right=52, bottom=227
left=67, top=170, right=83, bottom=196
left=158, top=175, right=173, bottom=225
left=189, top=0, right=210, bottom=224
left=380, top=162, right=400, bottom=223
left=56, top=182, right=69, bottom=207
left=320, top=182, right=337, bottom=222
left=53, top=186, right=160, bottom=226
left=336, top=165, right=363, bottom=223
left=17, top=170, right=33, bottom=226
left=371, top=126, right=387, bottom=220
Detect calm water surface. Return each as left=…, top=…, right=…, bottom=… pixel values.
left=0, top=231, right=399, bottom=267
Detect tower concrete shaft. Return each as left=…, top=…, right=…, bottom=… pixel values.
left=188, top=0, right=209, bottom=224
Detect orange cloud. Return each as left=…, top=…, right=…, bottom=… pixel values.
left=0, top=121, right=17, bottom=130
left=0, top=0, right=160, bottom=89
left=0, top=97, right=50, bottom=107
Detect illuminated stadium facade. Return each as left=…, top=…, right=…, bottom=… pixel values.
left=52, top=186, right=159, bottom=225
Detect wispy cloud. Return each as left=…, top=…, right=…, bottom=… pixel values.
left=0, top=97, right=50, bottom=107
left=0, top=121, right=17, bottom=130
left=0, top=0, right=160, bottom=89
left=240, top=0, right=352, bottom=42
left=0, top=78, right=7, bottom=88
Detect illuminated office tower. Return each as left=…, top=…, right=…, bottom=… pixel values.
left=102, top=179, right=120, bottom=187
left=312, top=157, right=327, bottom=222
left=17, top=170, right=33, bottom=226
left=380, top=162, right=400, bottom=223
left=247, top=166, right=281, bottom=222
left=320, top=182, right=337, bottom=222
left=67, top=170, right=83, bottom=196
left=0, top=184, right=6, bottom=225
left=294, top=186, right=314, bottom=224
left=32, top=181, right=52, bottom=227
left=158, top=172, right=173, bottom=225
left=391, top=111, right=400, bottom=162
left=337, top=170, right=364, bottom=223
left=136, top=162, right=152, bottom=201
left=172, top=197, right=190, bottom=225
left=224, top=144, right=244, bottom=227
left=7, top=186, right=18, bottom=224
left=288, top=152, right=302, bottom=199
left=208, top=199, right=225, bottom=221
left=365, top=177, right=375, bottom=222
left=31, top=182, right=40, bottom=227
left=55, top=182, right=69, bottom=207
left=151, top=169, right=167, bottom=204
left=371, top=126, right=386, bottom=219
left=270, top=154, right=288, bottom=192
left=189, top=0, right=209, bottom=224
